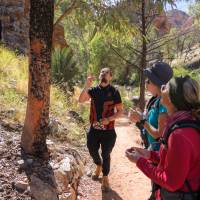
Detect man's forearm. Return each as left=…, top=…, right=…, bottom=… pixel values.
left=108, top=109, right=123, bottom=121
left=78, top=86, right=90, bottom=103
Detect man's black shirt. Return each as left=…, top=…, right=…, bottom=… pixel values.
left=88, top=84, right=122, bottom=130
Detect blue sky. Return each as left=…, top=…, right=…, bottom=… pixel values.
left=166, top=0, right=195, bottom=13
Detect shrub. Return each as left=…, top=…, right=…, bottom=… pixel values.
left=51, top=47, right=79, bottom=91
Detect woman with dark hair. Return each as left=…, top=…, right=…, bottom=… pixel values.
left=126, top=76, right=200, bottom=200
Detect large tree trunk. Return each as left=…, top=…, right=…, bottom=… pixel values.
left=22, top=0, right=54, bottom=157
left=139, top=0, right=147, bottom=111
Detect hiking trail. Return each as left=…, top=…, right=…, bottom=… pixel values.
left=78, top=117, right=151, bottom=200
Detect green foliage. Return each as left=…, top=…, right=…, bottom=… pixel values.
left=55, top=0, right=138, bottom=85
left=0, top=46, right=27, bottom=122
left=190, top=68, right=200, bottom=82
left=54, top=0, right=199, bottom=89
left=88, top=34, right=108, bottom=76
left=0, top=45, right=87, bottom=144
left=51, top=47, right=79, bottom=90
left=117, top=86, right=139, bottom=110
left=189, top=1, right=200, bottom=27
left=173, top=65, right=200, bottom=83
left=122, top=98, right=132, bottom=110
left=173, top=66, right=190, bottom=77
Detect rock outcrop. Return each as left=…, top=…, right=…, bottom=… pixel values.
left=166, top=9, right=190, bottom=29
left=0, top=0, right=29, bottom=53
left=0, top=0, right=68, bottom=54
left=154, top=9, right=193, bottom=35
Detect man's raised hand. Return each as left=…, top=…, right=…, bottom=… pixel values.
left=85, top=75, right=95, bottom=88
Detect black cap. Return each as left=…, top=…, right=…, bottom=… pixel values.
left=144, top=62, right=173, bottom=87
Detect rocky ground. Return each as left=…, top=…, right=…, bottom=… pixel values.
left=0, top=119, right=87, bottom=200
left=0, top=117, right=151, bottom=200
left=0, top=122, right=31, bottom=200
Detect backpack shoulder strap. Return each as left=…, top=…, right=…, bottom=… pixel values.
left=146, top=96, right=158, bottom=111
left=155, top=98, right=161, bottom=110
left=160, top=120, right=200, bottom=149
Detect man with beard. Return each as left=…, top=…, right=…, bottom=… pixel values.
left=78, top=68, right=123, bottom=192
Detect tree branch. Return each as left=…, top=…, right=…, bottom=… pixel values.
left=147, top=29, right=193, bottom=49
left=55, top=0, right=63, bottom=10
left=146, top=12, right=159, bottom=24
left=126, top=44, right=142, bottom=55
left=109, top=44, right=142, bottom=71
left=54, top=0, right=78, bottom=26
left=147, top=29, right=194, bottom=53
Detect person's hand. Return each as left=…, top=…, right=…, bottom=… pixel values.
left=100, top=118, right=110, bottom=125
left=133, top=147, right=151, bottom=159
left=125, top=147, right=150, bottom=160
left=125, top=148, right=141, bottom=163
left=85, top=75, right=95, bottom=88
left=126, top=147, right=135, bottom=154
left=128, top=108, right=143, bottom=123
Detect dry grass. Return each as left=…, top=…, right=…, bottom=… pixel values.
left=0, top=45, right=87, bottom=144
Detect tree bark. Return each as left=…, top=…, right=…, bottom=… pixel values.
left=139, top=0, right=147, bottom=111
left=22, top=0, right=54, bottom=157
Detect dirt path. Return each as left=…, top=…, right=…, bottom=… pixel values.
left=78, top=118, right=151, bottom=200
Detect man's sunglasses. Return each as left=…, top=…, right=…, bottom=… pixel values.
left=101, top=71, right=110, bottom=74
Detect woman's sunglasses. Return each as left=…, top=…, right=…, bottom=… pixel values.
left=145, top=79, right=151, bottom=84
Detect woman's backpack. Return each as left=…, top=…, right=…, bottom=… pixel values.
left=159, top=119, right=200, bottom=200
left=160, top=119, right=200, bottom=149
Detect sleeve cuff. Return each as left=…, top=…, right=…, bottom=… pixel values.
left=136, top=157, right=148, bottom=169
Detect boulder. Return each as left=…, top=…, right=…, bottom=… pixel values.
left=30, top=175, right=59, bottom=200
left=14, top=180, right=28, bottom=192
